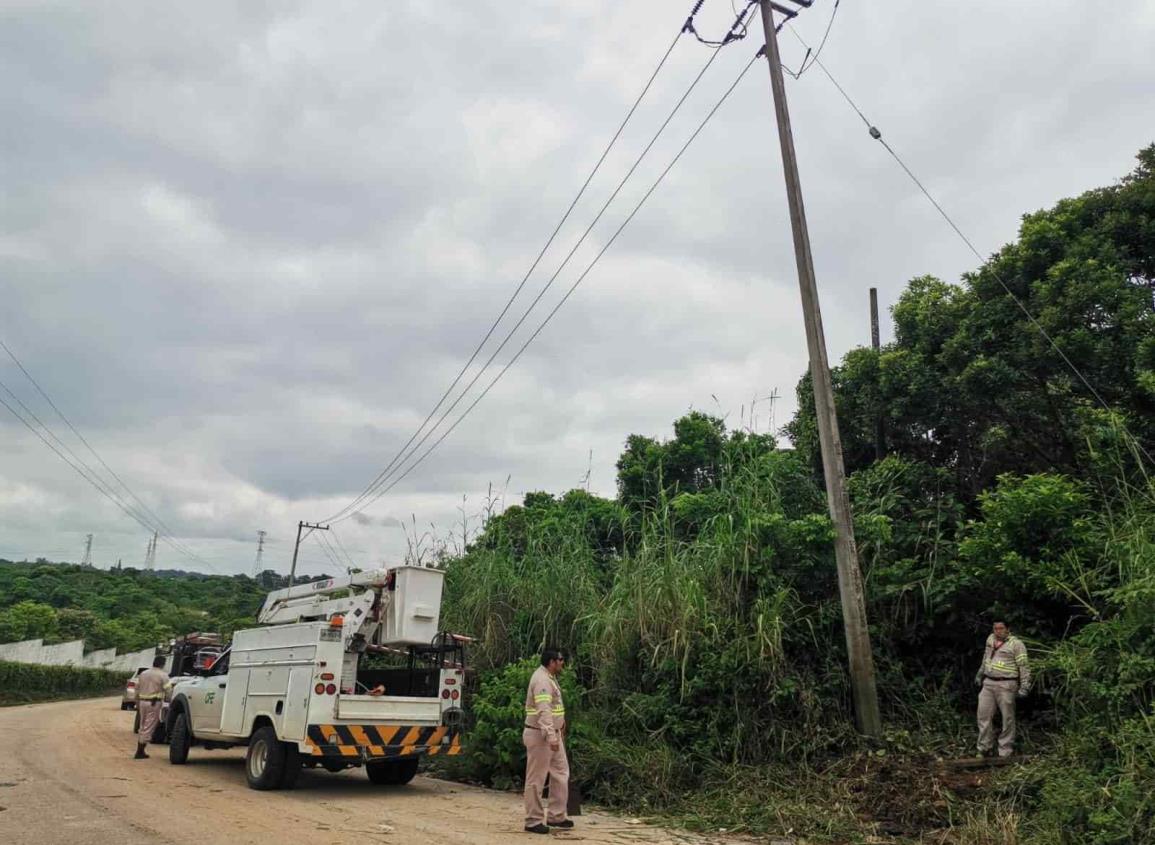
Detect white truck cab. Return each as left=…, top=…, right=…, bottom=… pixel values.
left=167, top=566, right=467, bottom=790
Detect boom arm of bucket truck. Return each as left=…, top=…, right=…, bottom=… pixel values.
left=256, top=566, right=446, bottom=651
left=258, top=570, right=391, bottom=625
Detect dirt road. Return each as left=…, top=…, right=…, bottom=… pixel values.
left=0, top=697, right=741, bottom=845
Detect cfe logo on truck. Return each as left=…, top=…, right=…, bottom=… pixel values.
left=204, top=692, right=215, bottom=705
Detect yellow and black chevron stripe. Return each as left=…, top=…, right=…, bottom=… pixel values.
left=305, top=724, right=461, bottom=760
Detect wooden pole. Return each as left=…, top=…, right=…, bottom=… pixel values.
left=757, top=0, right=882, bottom=736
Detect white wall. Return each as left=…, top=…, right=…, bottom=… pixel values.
left=0, top=638, right=153, bottom=673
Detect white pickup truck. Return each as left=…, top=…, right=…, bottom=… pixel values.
left=166, top=567, right=466, bottom=790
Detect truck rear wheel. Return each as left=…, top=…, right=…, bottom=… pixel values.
left=169, top=711, right=191, bottom=764
left=366, top=757, right=419, bottom=786
left=246, top=725, right=298, bottom=791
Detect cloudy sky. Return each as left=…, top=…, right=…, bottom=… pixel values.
left=1, top=0, right=1152, bottom=577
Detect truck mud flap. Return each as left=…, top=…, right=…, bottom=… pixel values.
left=305, top=724, right=461, bottom=760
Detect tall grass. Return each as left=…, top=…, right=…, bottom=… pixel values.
left=441, top=448, right=1155, bottom=843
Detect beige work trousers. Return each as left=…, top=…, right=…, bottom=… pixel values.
left=977, top=678, right=1018, bottom=757
left=523, top=727, right=569, bottom=827
left=137, top=700, right=163, bottom=745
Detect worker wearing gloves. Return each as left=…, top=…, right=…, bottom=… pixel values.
left=975, top=620, right=1031, bottom=758
left=522, top=647, right=572, bottom=834
left=133, top=654, right=171, bottom=759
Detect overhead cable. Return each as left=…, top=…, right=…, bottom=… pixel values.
left=330, top=4, right=759, bottom=524
left=320, top=6, right=703, bottom=525
left=0, top=337, right=186, bottom=548
left=0, top=388, right=223, bottom=573
left=343, top=51, right=763, bottom=516
left=788, top=32, right=1155, bottom=467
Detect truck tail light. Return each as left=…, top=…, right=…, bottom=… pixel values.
left=325, top=684, right=337, bottom=695
left=441, top=689, right=451, bottom=699
left=320, top=672, right=334, bottom=681
left=451, top=689, right=460, bottom=700
left=444, top=678, right=456, bottom=685
left=315, top=683, right=325, bottom=695
left=126, top=681, right=136, bottom=689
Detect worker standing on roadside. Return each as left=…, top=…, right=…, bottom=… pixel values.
left=134, top=654, right=170, bottom=759
left=523, top=647, right=572, bottom=834
left=975, top=620, right=1031, bottom=758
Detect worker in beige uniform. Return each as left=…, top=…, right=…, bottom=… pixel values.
left=974, top=620, right=1031, bottom=758
left=523, top=647, right=572, bottom=834
left=134, top=654, right=171, bottom=759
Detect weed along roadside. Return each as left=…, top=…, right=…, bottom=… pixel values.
left=430, top=149, right=1155, bottom=844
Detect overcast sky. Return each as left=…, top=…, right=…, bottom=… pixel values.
left=1, top=0, right=1152, bottom=577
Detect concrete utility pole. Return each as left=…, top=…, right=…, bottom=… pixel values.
left=870, top=288, right=885, bottom=460
left=288, top=521, right=329, bottom=589
left=757, top=0, right=881, bottom=736
left=81, top=533, right=93, bottom=566
left=870, top=287, right=881, bottom=350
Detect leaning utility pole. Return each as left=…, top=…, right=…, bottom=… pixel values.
left=81, top=533, right=93, bottom=566
left=757, top=0, right=881, bottom=735
left=288, top=521, right=329, bottom=589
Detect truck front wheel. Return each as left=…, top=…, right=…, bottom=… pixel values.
left=246, top=725, right=299, bottom=790
left=366, top=757, right=419, bottom=786
left=169, top=711, right=191, bottom=764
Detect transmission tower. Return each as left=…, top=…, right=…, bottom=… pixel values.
left=252, top=530, right=267, bottom=577
left=81, top=533, right=93, bottom=566
left=145, top=530, right=158, bottom=571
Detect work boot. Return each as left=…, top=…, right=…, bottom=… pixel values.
left=524, top=824, right=549, bottom=834
left=550, top=820, right=574, bottom=829
left=134, top=744, right=149, bottom=759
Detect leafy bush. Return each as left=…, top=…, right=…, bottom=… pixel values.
left=442, top=658, right=587, bottom=790
left=0, top=660, right=126, bottom=704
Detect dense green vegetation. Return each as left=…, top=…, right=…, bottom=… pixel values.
left=0, top=563, right=294, bottom=653
left=1, top=147, right=1151, bottom=841
left=438, top=147, right=1155, bottom=844
left=0, top=660, right=127, bottom=706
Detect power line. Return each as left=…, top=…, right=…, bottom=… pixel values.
left=329, top=5, right=759, bottom=524
left=0, top=340, right=221, bottom=569
left=0, top=376, right=158, bottom=533
left=0, top=381, right=224, bottom=573
left=321, top=10, right=697, bottom=525
left=783, top=0, right=841, bottom=79
left=789, top=33, right=1155, bottom=467
left=330, top=530, right=358, bottom=569
left=0, top=337, right=185, bottom=547
left=342, top=51, right=763, bottom=518
left=312, top=531, right=344, bottom=571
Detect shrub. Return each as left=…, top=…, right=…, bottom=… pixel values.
left=0, top=660, right=126, bottom=704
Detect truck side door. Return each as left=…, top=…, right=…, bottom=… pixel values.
left=191, top=649, right=231, bottom=735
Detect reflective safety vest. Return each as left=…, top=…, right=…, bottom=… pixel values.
left=977, top=634, right=1031, bottom=691
left=524, top=666, right=565, bottom=742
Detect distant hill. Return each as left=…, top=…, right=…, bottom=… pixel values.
left=0, top=559, right=337, bottom=653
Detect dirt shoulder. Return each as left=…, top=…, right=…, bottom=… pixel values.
left=0, top=696, right=748, bottom=845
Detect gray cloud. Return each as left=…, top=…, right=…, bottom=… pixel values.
left=2, top=0, right=1152, bottom=574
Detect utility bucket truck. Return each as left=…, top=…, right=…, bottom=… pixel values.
left=166, top=567, right=466, bottom=790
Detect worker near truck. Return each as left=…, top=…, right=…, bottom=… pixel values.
left=523, top=646, right=572, bottom=834
left=974, top=620, right=1031, bottom=758
left=133, top=654, right=171, bottom=759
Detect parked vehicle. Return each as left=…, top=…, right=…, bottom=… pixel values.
left=120, top=666, right=149, bottom=711
left=167, top=567, right=467, bottom=790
